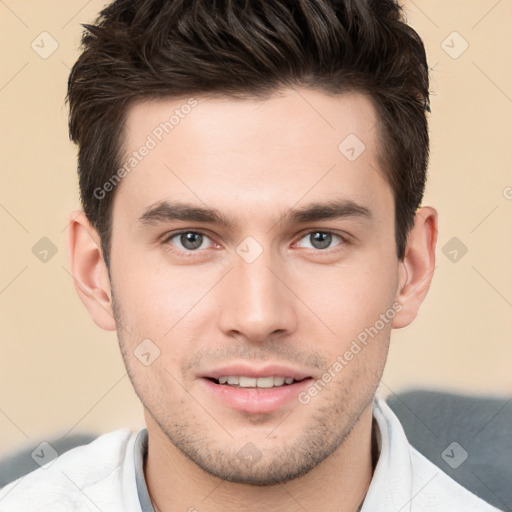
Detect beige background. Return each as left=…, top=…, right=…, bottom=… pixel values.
left=0, top=1, right=511, bottom=459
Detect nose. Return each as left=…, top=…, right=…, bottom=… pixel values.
left=216, top=244, right=298, bottom=343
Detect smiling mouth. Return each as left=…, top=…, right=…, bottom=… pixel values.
left=206, top=376, right=312, bottom=388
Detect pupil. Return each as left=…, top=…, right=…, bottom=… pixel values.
left=181, top=232, right=203, bottom=250
left=311, top=232, right=331, bottom=249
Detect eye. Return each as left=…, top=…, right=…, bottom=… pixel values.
left=164, top=231, right=214, bottom=252
left=296, top=231, right=347, bottom=251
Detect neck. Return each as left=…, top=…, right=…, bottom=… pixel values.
left=144, top=404, right=375, bottom=512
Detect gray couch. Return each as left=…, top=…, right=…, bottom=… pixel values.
left=386, top=390, right=511, bottom=511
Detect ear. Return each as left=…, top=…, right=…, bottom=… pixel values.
left=392, top=206, right=438, bottom=329
left=66, top=210, right=116, bottom=331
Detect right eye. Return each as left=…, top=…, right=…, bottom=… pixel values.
left=163, top=230, right=215, bottom=253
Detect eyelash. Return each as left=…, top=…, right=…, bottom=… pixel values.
left=161, top=229, right=350, bottom=257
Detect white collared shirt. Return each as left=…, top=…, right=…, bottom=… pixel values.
left=0, top=397, right=501, bottom=511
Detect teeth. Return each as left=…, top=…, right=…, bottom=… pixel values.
left=255, top=377, right=274, bottom=388
left=215, top=376, right=297, bottom=388
left=239, top=376, right=257, bottom=387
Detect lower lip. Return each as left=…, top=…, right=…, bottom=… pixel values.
left=198, top=377, right=313, bottom=414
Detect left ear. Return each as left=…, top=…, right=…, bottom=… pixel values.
left=392, top=206, right=438, bottom=329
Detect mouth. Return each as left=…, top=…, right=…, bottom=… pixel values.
left=199, top=373, right=314, bottom=414
left=205, top=375, right=311, bottom=388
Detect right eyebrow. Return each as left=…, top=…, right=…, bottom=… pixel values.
left=137, top=200, right=235, bottom=229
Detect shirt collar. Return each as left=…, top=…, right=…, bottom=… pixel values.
left=133, top=428, right=154, bottom=512
left=360, top=396, right=415, bottom=511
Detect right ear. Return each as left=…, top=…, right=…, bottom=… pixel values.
left=66, top=210, right=117, bottom=331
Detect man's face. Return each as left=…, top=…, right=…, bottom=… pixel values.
left=109, top=88, right=400, bottom=484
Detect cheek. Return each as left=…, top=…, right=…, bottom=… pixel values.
left=298, top=253, right=398, bottom=342
left=112, top=252, right=223, bottom=345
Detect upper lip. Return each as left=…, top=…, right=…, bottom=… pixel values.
left=201, top=364, right=314, bottom=381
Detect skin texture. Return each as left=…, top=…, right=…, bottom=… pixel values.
left=67, top=88, right=438, bottom=512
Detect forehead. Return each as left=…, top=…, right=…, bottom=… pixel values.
left=123, top=88, right=381, bottom=156
left=114, top=88, right=392, bottom=226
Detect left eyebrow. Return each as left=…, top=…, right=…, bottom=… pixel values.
left=283, top=199, right=373, bottom=225
left=136, top=198, right=373, bottom=229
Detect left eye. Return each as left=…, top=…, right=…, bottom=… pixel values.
left=296, top=231, right=345, bottom=250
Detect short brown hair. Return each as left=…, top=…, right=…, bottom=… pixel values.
left=67, top=0, right=431, bottom=269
